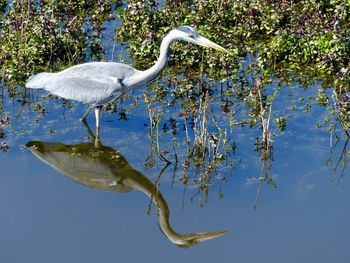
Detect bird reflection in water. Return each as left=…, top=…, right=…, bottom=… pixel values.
left=26, top=137, right=226, bottom=248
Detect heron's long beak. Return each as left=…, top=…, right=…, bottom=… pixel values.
left=197, top=36, right=230, bottom=53
left=175, top=230, right=228, bottom=249
left=193, top=230, right=228, bottom=242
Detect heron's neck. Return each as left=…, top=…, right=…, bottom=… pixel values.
left=128, top=173, right=186, bottom=244
left=125, top=34, right=173, bottom=90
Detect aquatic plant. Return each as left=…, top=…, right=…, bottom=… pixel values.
left=0, top=0, right=121, bottom=84
left=0, top=0, right=5, bottom=16
left=118, top=0, right=350, bottom=82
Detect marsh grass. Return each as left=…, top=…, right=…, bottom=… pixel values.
left=0, top=0, right=122, bottom=84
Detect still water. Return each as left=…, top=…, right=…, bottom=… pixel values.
left=0, top=81, right=349, bottom=262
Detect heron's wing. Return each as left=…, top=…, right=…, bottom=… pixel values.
left=58, top=62, right=138, bottom=81
left=45, top=76, right=123, bottom=105
left=26, top=62, right=138, bottom=104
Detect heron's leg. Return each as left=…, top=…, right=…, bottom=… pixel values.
left=81, top=115, right=101, bottom=148
left=94, top=106, right=102, bottom=148
left=81, top=118, right=95, bottom=138
left=81, top=105, right=93, bottom=121
left=95, top=128, right=101, bottom=148
left=95, top=106, right=102, bottom=128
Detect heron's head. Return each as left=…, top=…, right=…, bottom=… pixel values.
left=171, top=26, right=229, bottom=53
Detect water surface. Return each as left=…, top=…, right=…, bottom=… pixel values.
left=0, top=82, right=349, bottom=262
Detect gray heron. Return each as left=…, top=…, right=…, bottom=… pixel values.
left=26, top=26, right=229, bottom=129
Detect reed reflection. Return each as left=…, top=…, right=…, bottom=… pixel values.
left=26, top=139, right=226, bottom=248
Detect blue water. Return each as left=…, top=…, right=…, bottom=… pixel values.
left=0, top=81, right=349, bottom=262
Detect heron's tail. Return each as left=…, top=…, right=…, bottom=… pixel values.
left=26, top=72, right=54, bottom=89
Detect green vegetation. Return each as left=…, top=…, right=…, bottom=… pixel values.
left=0, top=0, right=121, bottom=84
left=118, top=0, right=350, bottom=83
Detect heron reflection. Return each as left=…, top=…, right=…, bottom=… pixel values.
left=26, top=140, right=226, bottom=248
